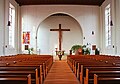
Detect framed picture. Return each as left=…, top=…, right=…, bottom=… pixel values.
left=23, top=32, right=30, bottom=44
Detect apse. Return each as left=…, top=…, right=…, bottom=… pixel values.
left=37, top=13, right=83, bottom=55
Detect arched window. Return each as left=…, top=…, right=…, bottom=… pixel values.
left=8, top=3, right=15, bottom=48
left=105, top=4, right=111, bottom=47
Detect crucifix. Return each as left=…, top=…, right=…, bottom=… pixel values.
left=50, top=24, right=70, bottom=51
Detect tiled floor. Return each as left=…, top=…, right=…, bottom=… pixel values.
left=44, top=61, right=80, bottom=84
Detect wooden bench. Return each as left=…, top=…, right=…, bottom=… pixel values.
left=67, top=55, right=120, bottom=84
left=0, top=55, right=53, bottom=75
left=0, top=74, right=31, bottom=84
left=0, top=66, right=41, bottom=84
left=84, top=67, right=120, bottom=84
left=0, top=55, right=53, bottom=84
left=77, top=64, right=114, bottom=84
left=94, top=74, right=120, bottom=84
left=3, top=61, right=47, bottom=78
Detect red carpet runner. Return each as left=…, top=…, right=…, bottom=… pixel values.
left=44, top=61, right=80, bottom=84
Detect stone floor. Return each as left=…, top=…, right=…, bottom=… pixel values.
left=44, top=60, right=80, bottom=84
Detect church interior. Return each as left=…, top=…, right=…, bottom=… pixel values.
left=0, top=0, right=120, bottom=84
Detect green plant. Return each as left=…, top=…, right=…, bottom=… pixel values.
left=71, top=45, right=82, bottom=53
left=71, top=44, right=91, bottom=55
left=84, top=48, right=91, bottom=55
left=71, top=45, right=86, bottom=53
left=28, top=48, right=34, bottom=54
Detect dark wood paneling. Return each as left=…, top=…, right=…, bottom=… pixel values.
left=15, top=0, right=105, bottom=6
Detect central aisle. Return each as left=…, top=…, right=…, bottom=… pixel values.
left=44, top=61, right=80, bottom=84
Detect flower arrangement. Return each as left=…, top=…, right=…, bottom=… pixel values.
left=55, top=50, right=65, bottom=60
left=56, top=50, right=64, bottom=55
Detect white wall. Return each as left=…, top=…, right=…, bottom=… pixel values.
left=0, top=0, right=5, bottom=55
left=21, top=5, right=100, bottom=54
left=115, top=0, right=120, bottom=55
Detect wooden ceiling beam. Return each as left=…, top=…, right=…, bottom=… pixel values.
left=15, top=0, right=105, bottom=6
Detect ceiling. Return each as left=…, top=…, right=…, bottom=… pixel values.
left=15, top=0, right=105, bottom=6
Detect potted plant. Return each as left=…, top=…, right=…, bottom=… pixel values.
left=71, top=45, right=81, bottom=53
left=71, top=44, right=91, bottom=55
left=71, top=45, right=86, bottom=55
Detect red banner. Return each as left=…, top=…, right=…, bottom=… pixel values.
left=23, top=32, right=30, bottom=44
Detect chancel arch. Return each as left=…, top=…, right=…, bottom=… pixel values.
left=36, top=13, right=83, bottom=55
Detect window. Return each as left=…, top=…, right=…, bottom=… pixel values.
left=8, top=3, right=15, bottom=48
left=105, top=4, right=111, bottom=47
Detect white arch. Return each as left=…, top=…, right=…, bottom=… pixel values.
left=35, top=12, right=83, bottom=53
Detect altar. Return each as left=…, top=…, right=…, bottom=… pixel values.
left=53, top=54, right=67, bottom=61
left=55, top=50, right=65, bottom=60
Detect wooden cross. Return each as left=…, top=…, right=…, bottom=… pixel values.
left=50, top=24, right=70, bottom=51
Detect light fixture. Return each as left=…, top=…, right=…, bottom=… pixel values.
left=7, top=21, right=11, bottom=26
left=84, top=37, right=85, bottom=39
left=92, top=31, right=94, bottom=35
left=110, top=20, right=113, bottom=26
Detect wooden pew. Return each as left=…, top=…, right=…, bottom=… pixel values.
left=67, top=55, right=120, bottom=84
left=0, top=74, right=31, bottom=84
left=0, top=55, right=53, bottom=75
left=94, top=74, right=120, bottom=84
left=77, top=64, right=114, bottom=84
left=0, top=55, right=53, bottom=74
left=0, top=61, right=50, bottom=79
left=0, top=66, right=41, bottom=84
left=84, top=67, right=120, bottom=84
left=75, top=58, right=114, bottom=83
left=0, top=55, right=53, bottom=84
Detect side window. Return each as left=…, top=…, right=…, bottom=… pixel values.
left=8, top=3, right=15, bottom=48
left=105, top=4, right=112, bottom=47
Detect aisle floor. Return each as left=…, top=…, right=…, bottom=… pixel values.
left=44, top=61, right=80, bottom=84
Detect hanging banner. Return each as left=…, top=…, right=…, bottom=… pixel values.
left=23, top=32, right=30, bottom=44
